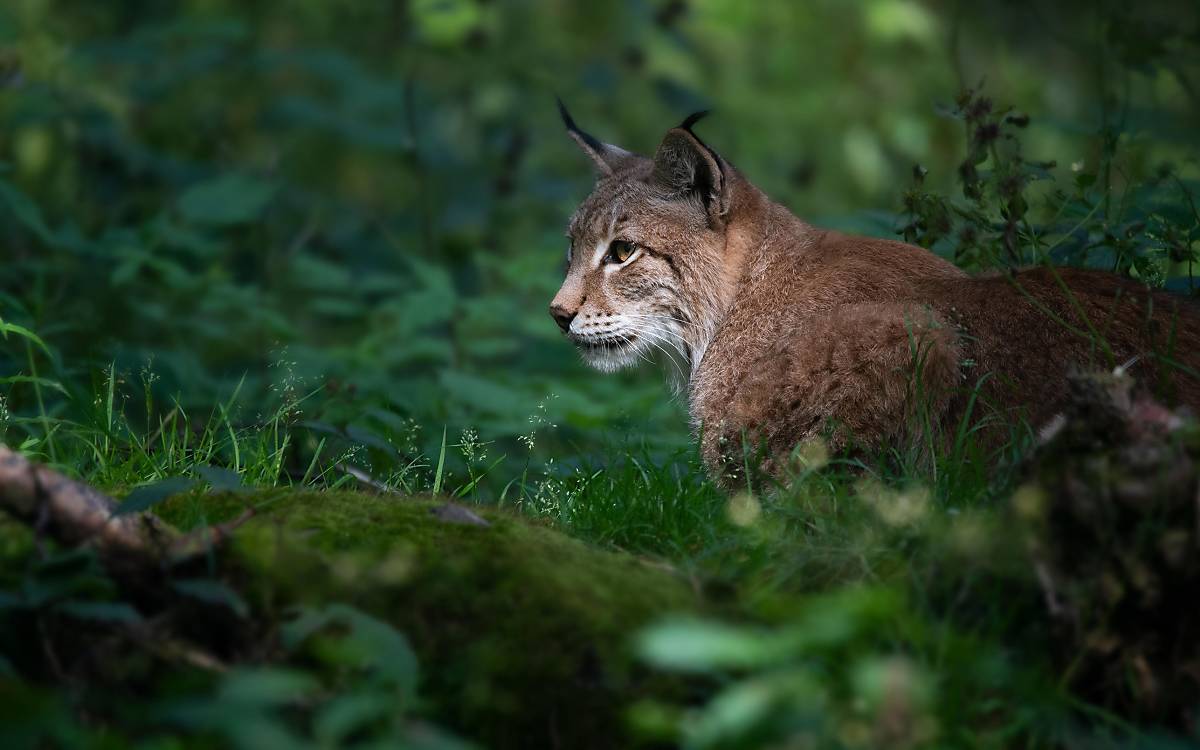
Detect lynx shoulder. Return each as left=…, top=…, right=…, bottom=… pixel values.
left=549, top=103, right=1200, bottom=487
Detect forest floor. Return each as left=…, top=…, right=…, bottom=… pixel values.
left=3, top=368, right=1199, bottom=749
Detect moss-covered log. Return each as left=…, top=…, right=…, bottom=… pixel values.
left=157, top=490, right=701, bottom=748
left=0, top=476, right=703, bottom=749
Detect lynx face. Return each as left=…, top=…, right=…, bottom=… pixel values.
left=550, top=106, right=730, bottom=378
left=552, top=174, right=716, bottom=374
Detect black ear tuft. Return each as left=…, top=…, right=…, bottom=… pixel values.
left=556, top=96, right=605, bottom=154
left=556, top=96, right=636, bottom=176
left=679, top=110, right=710, bottom=131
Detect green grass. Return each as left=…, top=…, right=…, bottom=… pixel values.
left=0, top=345, right=1152, bottom=744
left=4, top=248, right=1197, bottom=747
left=3, top=325, right=1195, bottom=747
left=2, top=4, right=1198, bottom=743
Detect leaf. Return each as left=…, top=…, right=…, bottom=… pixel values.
left=281, top=607, right=336, bottom=649
left=289, top=255, right=354, bottom=292
left=32, top=547, right=99, bottom=577
left=282, top=604, right=418, bottom=695
left=460, top=336, right=519, bottom=359
left=226, top=717, right=311, bottom=750
left=412, top=0, right=482, bottom=45
left=437, top=371, right=527, bottom=417
left=0, top=179, right=58, bottom=246
left=313, top=691, right=394, bottom=746
left=150, top=215, right=222, bottom=258
left=271, top=95, right=410, bottom=150
left=637, top=619, right=784, bottom=672
left=365, top=408, right=414, bottom=433
left=171, top=578, right=249, bottom=618
left=115, top=476, right=199, bottom=516
left=178, top=174, right=277, bottom=226
left=689, top=673, right=824, bottom=747
left=0, top=317, right=52, bottom=357
left=55, top=600, right=142, bottom=624
left=309, top=297, right=363, bottom=319
left=0, top=375, right=67, bottom=395
left=192, top=465, right=247, bottom=492
left=217, top=667, right=318, bottom=706
left=787, top=587, right=904, bottom=651
left=298, top=420, right=343, bottom=438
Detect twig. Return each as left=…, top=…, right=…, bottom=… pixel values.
left=143, top=633, right=230, bottom=673
left=0, top=444, right=251, bottom=570
left=168, top=509, right=258, bottom=564
left=337, top=463, right=393, bottom=494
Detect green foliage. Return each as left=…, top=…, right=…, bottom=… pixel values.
left=2, top=1, right=1194, bottom=491
left=636, top=589, right=958, bottom=749
left=0, top=520, right=449, bottom=748
left=177, top=174, right=279, bottom=227
left=0, top=1, right=1198, bottom=748
left=900, top=84, right=1200, bottom=285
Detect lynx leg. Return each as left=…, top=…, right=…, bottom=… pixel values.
left=701, top=303, right=962, bottom=487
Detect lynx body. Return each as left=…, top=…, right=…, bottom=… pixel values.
left=550, top=106, right=1200, bottom=485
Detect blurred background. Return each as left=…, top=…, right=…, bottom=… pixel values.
left=0, top=0, right=1197, bottom=484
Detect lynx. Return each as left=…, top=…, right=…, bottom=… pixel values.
left=549, top=102, right=1200, bottom=486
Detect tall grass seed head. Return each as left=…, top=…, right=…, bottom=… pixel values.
left=726, top=491, right=761, bottom=527
left=856, top=479, right=930, bottom=527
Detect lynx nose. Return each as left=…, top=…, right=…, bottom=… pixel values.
left=549, top=303, right=577, bottom=333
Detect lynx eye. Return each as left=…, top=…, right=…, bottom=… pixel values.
left=604, top=240, right=638, bottom=265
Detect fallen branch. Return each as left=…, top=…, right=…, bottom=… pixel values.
left=336, top=461, right=489, bottom=526
left=0, top=445, right=172, bottom=565
left=0, top=445, right=250, bottom=570
left=167, top=508, right=258, bottom=564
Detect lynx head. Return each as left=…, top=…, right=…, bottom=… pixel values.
left=550, top=101, right=734, bottom=379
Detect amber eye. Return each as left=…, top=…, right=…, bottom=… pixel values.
left=605, top=240, right=637, bottom=265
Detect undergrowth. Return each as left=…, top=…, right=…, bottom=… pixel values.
left=1, top=3, right=1199, bottom=747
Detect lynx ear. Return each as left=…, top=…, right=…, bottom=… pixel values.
left=652, top=112, right=729, bottom=227
left=557, top=97, right=634, bottom=176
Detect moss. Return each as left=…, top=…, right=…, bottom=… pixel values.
left=157, top=489, right=702, bottom=748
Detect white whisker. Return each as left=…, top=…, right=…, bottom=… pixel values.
left=620, top=320, right=688, bottom=385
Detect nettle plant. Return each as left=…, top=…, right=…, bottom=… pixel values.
left=899, top=86, right=1200, bottom=286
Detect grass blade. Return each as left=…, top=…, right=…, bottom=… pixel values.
left=432, top=426, right=447, bottom=495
